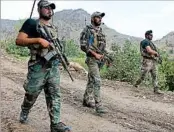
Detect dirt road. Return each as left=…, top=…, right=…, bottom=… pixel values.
left=1, top=51, right=174, bottom=132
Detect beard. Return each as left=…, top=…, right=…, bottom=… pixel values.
left=40, top=13, right=52, bottom=20
left=93, top=21, right=101, bottom=26
left=148, top=36, right=153, bottom=40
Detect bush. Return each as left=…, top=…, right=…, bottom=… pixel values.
left=101, top=41, right=174, bottom=91
left=1, top=33, right=174, bottom=91
left=0, top=38, right=29, bottom=57
left=7, top=41, right=29, bottom=57
left=158, top=54, right=174, bottom=91
left=101, top=41, right=140, bottom=83
left=64, top=39, right=87, bottom=69
left=64, top=39, right=85, bottom=58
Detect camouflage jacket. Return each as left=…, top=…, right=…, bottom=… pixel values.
left=80, top=24, right=106, bottom=57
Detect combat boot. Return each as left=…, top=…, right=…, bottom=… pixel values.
left=154, top=87, right=163, bottom=94
left=95, top=103, right=107, bottom=114
left=83, top=99, right=95, bottom=108
left=51, top=122, right=71, bottom=132
left=133, top=84, right=138, bottom=88
left=19, top=110, right=29, bottom=123
left=134, top=79, right=141, bottom=88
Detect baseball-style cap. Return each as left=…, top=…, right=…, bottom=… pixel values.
left=91, top=11, right=105, bottom=18
left=38, top=0, right=56, bottom=9
left=145, top=30, right=153, bottom=36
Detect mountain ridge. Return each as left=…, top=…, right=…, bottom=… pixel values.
left=1, top=8, right=173, bottom=52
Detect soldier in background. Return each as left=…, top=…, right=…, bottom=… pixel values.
left=80, top=11, right=108, bottom=114
left=134, top=30, right=162, bottom=94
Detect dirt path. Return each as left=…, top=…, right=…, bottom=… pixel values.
left=1, top=51, right=174, bottom=132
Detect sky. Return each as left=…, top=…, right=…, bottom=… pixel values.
left=1, top=0, right=174, bottom=40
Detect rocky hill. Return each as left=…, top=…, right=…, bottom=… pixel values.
left=155, top=31, right=174, bottom=56
left=155, top=31, right=174, bottom=48
left=52, top=9, right=142, bottom=49
left=1, top=9, right=173, bottom=51
left=0, top=9, right=142, bottom=50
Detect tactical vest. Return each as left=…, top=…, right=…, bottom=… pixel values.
left=87, top=25, right=106, bottom=52
left=140, top=39, right=157, bottom=59
left=28, top=19, right=60, bottom=66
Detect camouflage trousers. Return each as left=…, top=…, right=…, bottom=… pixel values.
left=83, top=57, right=102, bottom=106
left=135, top=58, right=158, bottom=88
left=21, top=62, right=61, bottom=128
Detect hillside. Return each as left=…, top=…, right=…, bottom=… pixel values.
left=1, top=9, right=174, bottom=51
left=1, top=48, right=174, bottom=132
left=155, top=31, right=174, bottom=55
left=1, top=9, right=142, bottom=50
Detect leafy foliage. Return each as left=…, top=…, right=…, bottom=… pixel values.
left=158, top=54, right=174, bottom=91
left=101, top=41, right=174, bottom=91
left=101, top=41, right=140, bottom=83
left=64, top=39, right=85, bottom=58
left=1, top=35, right=174, bottom=91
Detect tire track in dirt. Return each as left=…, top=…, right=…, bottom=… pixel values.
left=59, top=76, right=174, bottom=132
left=2, top=66, right=174, bottom=132
left=1, top=74, right=131, bottom=132
left=1, top=52, right=174, bottom=132
left=0, top=56, right=130, bottom=132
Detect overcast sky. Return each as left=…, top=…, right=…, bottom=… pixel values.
left=1, top=1, right=174, bottom=40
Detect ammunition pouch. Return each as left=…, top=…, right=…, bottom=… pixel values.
left=43, top=50, right=57, bottom=61
left=96, top=32, right=106, bottom=50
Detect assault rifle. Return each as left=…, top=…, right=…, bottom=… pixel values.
left=90, top=45, right=113, bottom=66
left=88, top=36, right=113, bottom=67
left=149, top=40, right=163, bottom=64
left=153, top=53, right=162, bottom=64
left=38, top=25, right=74, bottom=82
left=84, top=18, right=113, bottom=67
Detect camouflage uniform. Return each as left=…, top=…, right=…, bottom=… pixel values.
left=80, top=12, right=107, bottom=113
left=135, top=38, right=160, bottom=93
left=18, top=1, right=71, bottom=132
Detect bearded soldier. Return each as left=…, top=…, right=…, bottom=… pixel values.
left=80, top=12, right=108, bottom=114
left=15, top=0, right=71, bottom=131
left=134, top=30, right=162, bottom=94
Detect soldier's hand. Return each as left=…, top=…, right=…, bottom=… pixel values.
left=155, top=52, right=159, bottom=57
left=38, top=38, right=50, bottom=48
left=106, top=61, right=112, bottom=68
left=95, top=53, right=104, bottom=60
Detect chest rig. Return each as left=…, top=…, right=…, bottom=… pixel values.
left=87, top=25, right=106, bottom=52
left=29, top=19, right=60, bottom=64
left=140, top=39, right=157, bottom=59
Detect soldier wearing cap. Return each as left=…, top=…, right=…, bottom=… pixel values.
left=16, top=0, right=71, bottom=131
left=80, top=11, right=108, bottom=113
left=134, top=30, right=162, bottom=94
